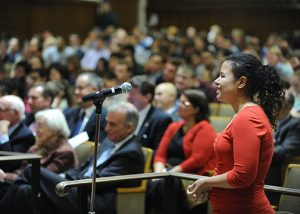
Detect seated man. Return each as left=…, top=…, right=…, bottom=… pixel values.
left=265, top=90, right=300, bottom=205
left=128, top=75, right=172, bottom=151
left=154, top=82, right=181, bottom=121
left=64, top=72, right=107, bottom=142
left=0, top=95, right=35, bottom=171
left=0, top=102, right=145, bottom=214
left=24, top=82, right=55, bottom=136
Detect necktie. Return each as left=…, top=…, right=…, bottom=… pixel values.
left=83, top=144, right=115, bottom=177
left=72, top=111, right=85, bottom=136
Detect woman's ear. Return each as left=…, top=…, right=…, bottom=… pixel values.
left=193, top=107, right=200, bottom=115
left=238, top=76, right=247, bottom=89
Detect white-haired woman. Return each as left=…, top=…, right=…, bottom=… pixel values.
left=5, top=109, right=78, bottom=181
left=29, top=109, right=78, bottom=172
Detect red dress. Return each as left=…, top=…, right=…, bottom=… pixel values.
left=210, top=106, right=275, bottom=214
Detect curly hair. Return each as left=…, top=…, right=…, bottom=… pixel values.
left=225, top=53, right=285, bottom=128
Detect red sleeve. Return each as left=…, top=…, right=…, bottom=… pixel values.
left=180, top=121, right=216, bottom=173
left=154, top=122, right=183, bottom=163
left=227, top=111, right=267, bottom=188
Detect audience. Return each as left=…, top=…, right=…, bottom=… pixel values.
left=265, top=90, right=300, bottom=205
left=63, top=72, right=107, bottom=141
left=128, top=75, right=172, bottom=151
left=154, top=82, right=181, bottom=121
left=0, top=95, right=35, bottom=170
left=175, top=64, right=198, bottom=97
left=4, top=109, right=77, bottom=182
left=0, top=102, right=144, bottom=214
left=147, top=89, right=217, bottom=213
left=24, top=82, right=55, bottom=135
left=0, top=21, right=300, bottom=213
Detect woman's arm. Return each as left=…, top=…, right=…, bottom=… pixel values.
left=186, top=173, right=233, bottom=199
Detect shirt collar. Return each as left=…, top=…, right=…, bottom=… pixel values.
left=81, top=105, right=95, bottom=118
left=111, top=134, right=134, bottom=153
left=9, top=122, right=20, bottom=135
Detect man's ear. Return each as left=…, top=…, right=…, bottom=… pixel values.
left=238, top=76, right=247, bottom=89
left=145, top=93, right=153, bottom=103
left=126, top=122, right=134, bottom=134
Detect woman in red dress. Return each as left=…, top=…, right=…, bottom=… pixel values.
left=187, top=53, right=286, bottom=213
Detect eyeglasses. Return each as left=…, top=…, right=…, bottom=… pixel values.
left=179, top=100, right=192, bottom=107
left=0, top=108, right=15, bottom=113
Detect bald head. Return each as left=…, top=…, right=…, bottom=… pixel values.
left=154, top=82, right=177, bottom=111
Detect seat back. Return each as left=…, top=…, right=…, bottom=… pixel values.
left=218, top=103, right=235, bottom=117
left=278, top=164, right=300, bottom=213
left=116, top=147, right=153, bottom=214
left=75, top=141, right=94, bottom=164
left=209, top=103, right=220, bottom=116
left=209, top=116, right=232, bottom=133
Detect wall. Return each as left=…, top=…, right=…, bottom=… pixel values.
left=0, top=0, right=97, bottom=41
left=147, top=0, right=300, bottom=40
left=1, top=0, right=300, bottom=42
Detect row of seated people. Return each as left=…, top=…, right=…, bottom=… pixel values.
left=0, top=74, right=218, bottom=213
left=0, top=101, right=144, bottom=214
left=0, top=71, right=300, bottom=213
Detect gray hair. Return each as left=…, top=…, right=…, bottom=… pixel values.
left=35, top=109, right=70, bottom=138
left=107, top=102, right=139, bottom=131
left=0, top=95, right=25, bottom=120
left=78, top=72, right=103, bottom=89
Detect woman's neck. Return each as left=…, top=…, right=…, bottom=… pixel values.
left=232, top=98, right=256, bottom=113
left=183, top=118, right=196, bottom=133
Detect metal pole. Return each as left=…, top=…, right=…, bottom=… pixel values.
left=89, top=97, right=104, bottom=214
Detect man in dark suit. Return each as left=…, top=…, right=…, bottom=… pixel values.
left=128, top=75, right=172, bottom=151
left=266, top=91, right=300, bottom=205
left=0, top=101, right=144, bottom=214
left=24, top=82, right=55, bottom=136
left=0, top=95, right=35, bottom=171
left=0, top=95, right=35, bottom=200
left=64, top=72, right=107, bottom=142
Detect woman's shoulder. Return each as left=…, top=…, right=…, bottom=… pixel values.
left=168, top=120, right=185, bottom=129
left=233, top=105, right=269, bottom=128
left=192, top=120, right=217, bottom=134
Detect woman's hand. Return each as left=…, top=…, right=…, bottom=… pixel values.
left=169, top=165, right=183, bottom=172
left=154, top=162, right=166, bottom=173
left=186, top=178, right=212, bottom=201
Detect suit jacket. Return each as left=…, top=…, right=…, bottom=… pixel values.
left=66, top=136, right=144, bottom=186
left=266, top=115, right=300, bottom=187
left=64, top=106, right=107, bottom=142
left=136, top=106, right=172, bottom=151
left=23, top=112, right=35, bottom=127
left=273, top=115, right=300, bottom=163
left=63, top=135, right=144, bottom=214
left=0, top=122, right=35, bottom=172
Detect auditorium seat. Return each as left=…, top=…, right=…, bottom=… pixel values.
left=116, top=147, right=153, bottom=214
left=277, top=164, right=300, bottom=213
left=75, top=141, right=94, bottom=164
left=209, top=116, right=232, bottom=133
left=218, top=103, right=235, bottom=117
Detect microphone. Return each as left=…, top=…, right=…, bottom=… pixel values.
left=82, top=82, right=132, bottom=102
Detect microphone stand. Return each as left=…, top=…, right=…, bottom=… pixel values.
left=89, top=94, right=105, bottom=214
